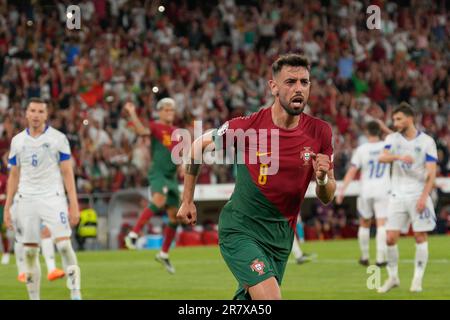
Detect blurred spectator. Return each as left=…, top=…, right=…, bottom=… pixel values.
left=76, top=198, right=98, bottom=251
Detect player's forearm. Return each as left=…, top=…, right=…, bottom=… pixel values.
left=182, top=140, right=205, bottom=203
left=61, top=164, right=79, bottom=208
left=182, top=173, right=198, bottom=203
left=182, top=134, right=214, bottom=203
left=341, top=167, right=357, bottom=193
left=316, top=177, right=336, bottom=205
left=4, top=168, right=19, bottom=209
left=421, top=167, right=436, bottom=198
left=379, top=153, right=400, bottom=163
left=377, top=120, right=393, bottom=135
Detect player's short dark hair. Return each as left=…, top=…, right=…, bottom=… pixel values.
left=393, top=102, right=415, bottom=118
left=366, top=121, right=381, bottom=137
left=272, top=53, right=311, bottom=77
left=27, top=97, right=47, bottom=108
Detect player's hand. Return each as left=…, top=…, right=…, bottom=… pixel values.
left=416, top=194, right=427, bottom=213
left=335, top=190, right=344, bottom=205
left=124, top=102, right=137, bottom=116
left=3, top=207, right=12, bottom=230
left=68, top=203, right=80, bottom=227
left=311, top=153, right=331, bottom=181
left=399, top=155, right=414, bottom=164
left=177, top=201, right=197, bottom=226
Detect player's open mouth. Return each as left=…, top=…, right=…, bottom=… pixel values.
left=291, top=97, right=303, bottom=107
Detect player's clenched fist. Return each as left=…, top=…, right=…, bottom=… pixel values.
left=177, top=201, right=197, bottom=226
left=311, top=153, right=330, bottom=181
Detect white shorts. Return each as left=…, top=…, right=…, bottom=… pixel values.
left=357, top=197, right=388, bottom=220
left=14, top=194, right=72, bottom=243
left=386, top=194, right=436, bottom=232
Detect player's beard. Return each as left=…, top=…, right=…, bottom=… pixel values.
left=279, top=95, right=305, bottom=116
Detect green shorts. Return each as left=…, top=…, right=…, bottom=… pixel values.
left=219, top=230, right=289, bottom=300
left=148, top=174, right=180, bottom=208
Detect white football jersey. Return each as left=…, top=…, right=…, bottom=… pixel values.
left=8, top=126, right=71, bottom=197
left=384, top=131, right=437, bottom=197
left=351, top=141, right=391, bottom=198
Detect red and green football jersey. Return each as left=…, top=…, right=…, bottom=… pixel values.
left=213, top=107, right=333, bottom=258
left=148, top=121, right=178, bottom=178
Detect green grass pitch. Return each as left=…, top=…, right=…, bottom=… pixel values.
left=1, top=235, right=449, bottom=300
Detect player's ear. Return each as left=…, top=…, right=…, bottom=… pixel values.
left=268, top=79, right=279, bottom=97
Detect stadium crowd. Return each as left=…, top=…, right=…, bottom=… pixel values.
left=0, top=0, right=448, bottom=237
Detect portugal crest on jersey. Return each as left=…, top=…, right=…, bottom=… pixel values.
left=250, top=259, right=266, bottom=275
left=300, top=147, right=312, bottom=166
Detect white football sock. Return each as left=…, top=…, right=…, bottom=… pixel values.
left=56, top=240, right=78, bottom=272
left=291, top=236, right=303, bottom=259
left=386, top=244, right=399, bottom=279
left=158, top=251, right=169, bottom=259
left=14, top=241, right=25, bottom=275
left=376, top=226, right=387, bottom=264
left=358, top=226, right=370, bottom=261
left=24, top=246, right=41, bottom=300
left=67, top=265, right=82, bottom=299
left=41, top=238, right=56, bottom=273
left=56, top=240, right=81, bottom=298
left=413, top=242, right=428, bottom=280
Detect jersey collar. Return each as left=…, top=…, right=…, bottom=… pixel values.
left=26, top=124, right=49, bottom=138
left=400, top=130, right=421, bottom=142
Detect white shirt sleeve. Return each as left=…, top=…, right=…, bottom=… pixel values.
left=58, top=134, right=71, bottom=162
left=8, top=137, right=19, bottom=166
left=383, top=133, right=396, bottom=154
left=425, top=137, right=438, bottom=162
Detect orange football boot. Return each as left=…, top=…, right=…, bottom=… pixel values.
left=17, top=273, right=26, bottom=283
left=47, top=268, right=65, bottom=281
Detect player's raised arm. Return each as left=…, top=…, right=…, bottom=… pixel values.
left=124, top=102, right=151, bottom=136
left=375, top=119, right=393, bottom=136
left=177, top=130, right=215, bottom=226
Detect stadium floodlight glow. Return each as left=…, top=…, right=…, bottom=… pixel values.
left=152, top=86, right=159, bottom=93
left=158, top=6, right=165, bottom=13
left=83, top=119, right=89, bottom=126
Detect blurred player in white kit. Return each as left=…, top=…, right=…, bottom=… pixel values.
left=377, top=102, right=438, bottom=293
left=337, top=121, right=390, bottom=267
left=3, top=98, right=82, bottom=300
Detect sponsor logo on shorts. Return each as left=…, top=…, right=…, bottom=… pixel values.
left=250, top=259, right=266, bottom=276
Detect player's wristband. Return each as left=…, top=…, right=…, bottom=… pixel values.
left=185, top=163, right=201, bottom=176
left=316, top=174, right=328, bottom=186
